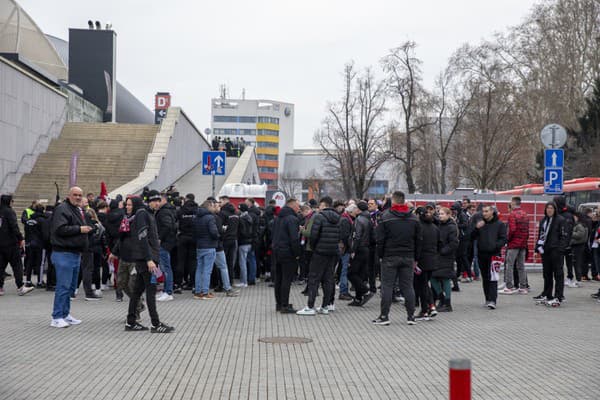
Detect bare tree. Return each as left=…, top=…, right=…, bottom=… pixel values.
left=382, top=42, right=434, bottom=194
left=314, top=63, right=388, bottom=199
left=278, top=171, right=302, bottom=199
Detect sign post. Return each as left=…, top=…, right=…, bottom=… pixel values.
left=202, top=151, right=226, bottom=198
left=541, top=124, right=566, bottom=195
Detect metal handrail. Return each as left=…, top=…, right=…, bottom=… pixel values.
left=0, top=103, right=68, bottom=194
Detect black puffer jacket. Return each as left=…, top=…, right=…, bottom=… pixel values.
left=105, top=203, right=124, bottom=249
left=434, top=218, right=459, bottom=279
left=50, top=199, right=88, bottom=253
left=537, top=203, right=569, bottom=254
left=238, top=212, right=255, bottom=246
left=418, top=217, right=440, bottom=271
left=0, top=195, right=23, bottom=247
left=177, top=200, right=198, bottom=239
left=375, top=205, right=422, bottom=260
left=470, top=211, right=507, bottom=255
left=339, top=213, right=353, bottom=254
left=310, top=208, right=341, bottom=256
left=272, top=205, right=301, bottom=259
left=24, top=211, right=46, bottom=248
left=155, top=202, right=178, bottom=251
left=194, top=207, right=218, bottom=249
left=219, top=203, right=239, bottom=242
left=351, top=211, right=372, bottom=252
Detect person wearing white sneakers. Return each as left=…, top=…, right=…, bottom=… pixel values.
left=500, top=197, right=530, bottom=295
left=49, top=187, right=91, bottom=328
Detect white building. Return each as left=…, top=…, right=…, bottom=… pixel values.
left=211, top=98, right=294, bottom=189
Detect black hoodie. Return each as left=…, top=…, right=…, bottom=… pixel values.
left=177, top=200, right=198, bottom=238
left=272, top=205, right=301, bottom=259
left=219, top=202, right=239, bottom=242
left=112, top=197, right=159, bottom=262
left=418, top=215, right=440, bottom=271
left=310, top=208, right=341, bottom=256
left=155, top=202, right=178, bottom=251
left=375, top=206, right=422, bottom=259
left=0, top=194, right=23, bottom=247
left=470, top=210, right=507, bottom=255
left=24, top=210, right=46, bottom=248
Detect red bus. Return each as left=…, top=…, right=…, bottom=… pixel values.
left=496, top=177, right=600, bottom=207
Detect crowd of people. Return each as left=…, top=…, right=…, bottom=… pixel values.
left=1, top=185, right=600, bottom=329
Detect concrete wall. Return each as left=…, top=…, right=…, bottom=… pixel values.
left=0, top=56, right=67, bottom=194
left=64, top=89, right=103, bottom=122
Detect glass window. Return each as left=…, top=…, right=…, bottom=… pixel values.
left=213, top=128, right=256, bottom=136
left=257, top=141, right=279, bottom=148
left=257, top=116, right=279, bottom=124
left=259, top=167, right=278, bottom=173
left=257, top=129, right=279, bottom=137
left=257, top=154, right=278, bottom=161
left=213, top=116, right=257, bottom=123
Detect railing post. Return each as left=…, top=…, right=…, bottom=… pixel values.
left=449, top=359, right=471, bottom=400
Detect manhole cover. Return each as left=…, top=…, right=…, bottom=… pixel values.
left=258, top=336, right=312, bottom=344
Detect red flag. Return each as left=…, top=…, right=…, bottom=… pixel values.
left=100, top=181, right=108, bottom=201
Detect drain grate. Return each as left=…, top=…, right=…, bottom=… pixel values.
left=258, top=336, right=313, bottom=344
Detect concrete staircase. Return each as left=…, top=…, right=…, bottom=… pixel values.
left=12, top=122, right=158, bottom=215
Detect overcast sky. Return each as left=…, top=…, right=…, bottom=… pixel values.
left=20, top=0, right=539, bottom=148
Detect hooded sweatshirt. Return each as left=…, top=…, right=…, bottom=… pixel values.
left=0, top=194, right=23, bottom=247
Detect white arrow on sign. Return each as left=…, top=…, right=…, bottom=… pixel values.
left=551, top=151, right=558, bottom=167
left=158, top=109, right=167, bottom=117
left=214, top=155, right=224, bottom=171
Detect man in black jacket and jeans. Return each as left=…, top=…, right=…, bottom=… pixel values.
left=373, top=191, right=422, bottom=326
left=471, top=205, right=507, bottom=309
left=272, top=198, right=301, bottom=313
left=348, top=202, right=373, bottom=307
left=0, top=194, right=34, bottom=297
left=297, top=196, right=340, bottom=316
left=155, top=193, right=177, bottom=301
left=176, top=195, right=197, bottom=290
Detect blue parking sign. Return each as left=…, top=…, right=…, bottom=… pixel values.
left=202, top=151, right=226, bottom=176
left=544, top=168, right=563, bottom=195
left=544, top=149, right=564, bottom=168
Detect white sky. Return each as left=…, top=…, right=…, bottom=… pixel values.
left=20, top=0, right=539, bottom=148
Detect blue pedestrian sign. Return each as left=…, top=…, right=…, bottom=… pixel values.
left=544, top=149, right=564, bottom=168
left=544, top=168, right=563, bottom=195
left=202, top=151, right=226, bottom=176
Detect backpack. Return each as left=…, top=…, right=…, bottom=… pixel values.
left=239, top=214, right=253, bottom=239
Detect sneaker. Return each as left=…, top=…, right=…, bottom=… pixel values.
left=582, top=276, right=590, bottom=281
left=497, top=283, right=506, bottom=290
left=125, top=322, right=149, bottom=331
left=0, top=287, right=4, bottom=296
left=407, top=316, right=417, bottom=325
left=328, top=304, right=335, bottom=312
left=348, top=299, right=362, bottom=307
left=428, top=305, right=438, bottom=317
left=101, top=284, right=109, bottom=290
left=393, top=295, right=405, bottom=303
left=85, top=293, right=101, bottom=301
left=225, top=289, right=240, bottom=297
left=279, top=305, right=297, bottom=314
left=193, top=293, right=205, bottom=300
left=234, top=283, right=248, bottom=288
left=568, top=281, right=581, bottom=288
left=360, top=292, right=374, bottom=306
left=151, top=322, right=175, bottom=333
left=564, top=278, right=572, bottom=285
left=591, top=292, right=600, bottom=299
left=533, top=294, right=547, bottom=301
left=203, top=293, right=215, bottom=300
left=518, top=288, right=529, bottom=294
left=94, top=289, right=103, bottom=297
left=116, top=296, right=123, bottom=302
left=451, top=286, right=460, bottom=292
left=372, top=316, right=390, bottom=326
left=498, top=288, right=517, bottom=295
left=296, top=307, right=316, bottom=316
left=17, top=286, right=34, bottom=296
left=64, top=315, right=82, bottom=325
left=437, top=304, right=453, bottom=312
left=593, top=275, right=600, bottom=282
left=50, top=318, right=70, bottom=328
left=414, top=311, right=430, bottom=321
left=487, top=302, right=497, bottom=310
left=316, top=306, right=329, bottom=315
left=173, top=287, right=183, bottom=294
left=338, top=293, right=353, bottom=301
left=546, top=298, right=561, bottom=307
left=157, top=293, right=174, bottom=302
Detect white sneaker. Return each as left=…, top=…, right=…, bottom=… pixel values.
left=568, top=281, right=580, bottom=288
left=157, top=293, right=174, bottom=302
left=17, top=286, right=35, bottom=296
left=65, top=315, right=82, bottom=325
left=497, top=283, right=506, bottom=291
left=101, top=284, right=109, bottom=291
left=316, top=307, right=329, bottom=315
left=94, top=289, right=103, bottom=297
left=498, top=288, right=517, bottom=295
left=564, top=278, right=572, bottom=286
left=328, top=304, right=336, bottom=312
left=296, top=307, right=316, bottom=316
left=51, top=318, right=70, bottom=328
left=234, top=283, right=248, bottom=288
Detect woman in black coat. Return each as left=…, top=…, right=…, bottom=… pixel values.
left=431, top=207, right=459, bottom=312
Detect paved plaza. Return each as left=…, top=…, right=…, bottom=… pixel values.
left=1, top=272, right=599, bottom=400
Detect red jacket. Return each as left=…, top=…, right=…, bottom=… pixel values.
left=507, top=207, right=529, bottom=249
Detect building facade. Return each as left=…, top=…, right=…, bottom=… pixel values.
left=211, top=98, right=294, bottom=189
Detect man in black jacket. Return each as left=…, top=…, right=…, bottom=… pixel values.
left=348, top=202, right=373, bottom=307
left=297, top=196, right=340, bottom=316
left=155, top=193, right=178, bottom=301
left=219, top=200, right=239, bottom=285
left=471, top=205, right=507, bottom=309
left=194, top=200, right=219, bottom=299
left=176, top=194, right=197, bottom=290
left=373, top=191, right=422, bottom=326
left=272, top=198, right=301, bottom=313
left=245, top=198, right=261, bottom=285
left=49, top=187, right=91, bottom=328
left=0, top=194, right=34, bottom=297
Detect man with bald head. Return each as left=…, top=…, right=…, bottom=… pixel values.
left=50, top=187, right=92, bottom=328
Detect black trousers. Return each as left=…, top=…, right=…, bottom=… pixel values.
left=571, top=244, right=585, bottom=282
left=380, top=256, right=415, bottom=318
left=45, top=247, right=55, bottom=286
left=127, top=263, right=160, bottom=326
left=0, top=245, right=24, bottom=288
left=300, top=250, right=312, bottom=280
left=414, top=270, right=433, bottom=313
left=348, top=247, right=369, bottom=300
left=79, top=251, right=95, bottom=296
left=177, top=236, right=196, bottom=286
left=456, top=239, right=472, bottom=277
left=564, top=248, right=574, bottom=280
left=273, top=254, right=297, bottom=308
left=367, top=247, right=379, bottom=293
left=25, top=245, right=43, bottom=282
left=478, top=253, right=498, bottom=303
left=542, top=249, right=565, bottom=300
left=307, top=253, right=337, bottom=309
left=223, top=240, right=238, bottom=282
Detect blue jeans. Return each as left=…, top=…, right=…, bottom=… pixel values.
left=51, top=251, right=81, bottom=319
left=339, top=253, right=350, bottom=294
left=214, top=251, right=232, bottom=291
left=248, top=248, right=257, bottom=283
left=238, top=244, right=252, bottom=284
left=195, top=248, right=216, bottom=294
left=472, top=241, right=481, bottom=278
left=159, top=248, right=173, bottom=295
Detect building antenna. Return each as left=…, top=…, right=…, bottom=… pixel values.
left=242, top=88, right=246, bottom=100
